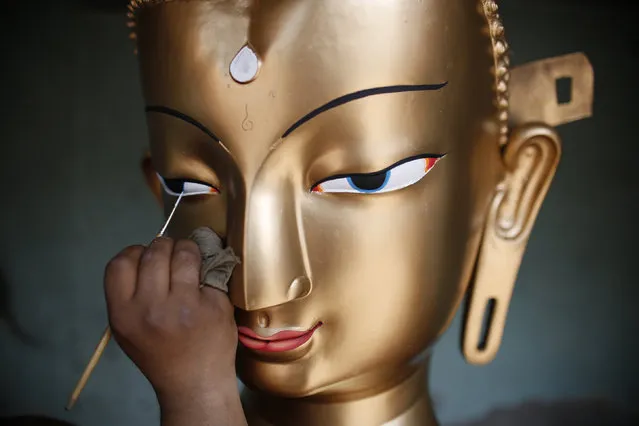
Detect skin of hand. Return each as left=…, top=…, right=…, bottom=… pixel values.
left=104, top=237, right=247, bottom=426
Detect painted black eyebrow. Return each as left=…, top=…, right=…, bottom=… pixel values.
left=145, top=105, right=221, bottom=142
left=281, top=82, right=448, bottom=138
left=310, top=153, right=445, bottom=189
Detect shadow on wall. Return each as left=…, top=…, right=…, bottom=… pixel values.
left=0, top=418, right=75, bottom=426
left=0, top=270, right=38, bottom=348
left=0, top=274, right=72, bottom=426
left=1, top=272, right=73, bottom=424
left=448, top=399, right=639, bottom=426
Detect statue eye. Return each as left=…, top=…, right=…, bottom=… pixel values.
left=311, top=155, right=443, bottom=194
left=157, top=173, right=219, bottom=197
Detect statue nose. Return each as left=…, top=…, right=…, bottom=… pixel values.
left=228, top=180, right=313, bottom=311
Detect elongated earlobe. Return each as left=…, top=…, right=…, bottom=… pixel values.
left=141, top=152, right=164, bottom=207
left=463, top=124, right=561, bottom=365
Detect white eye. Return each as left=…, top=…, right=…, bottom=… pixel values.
left=311, top=156, right=443, bottom=194
left=157, top=173, right=219, bottom=197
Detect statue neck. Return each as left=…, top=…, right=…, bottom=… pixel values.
left=241, top=360, right=437, bottom=426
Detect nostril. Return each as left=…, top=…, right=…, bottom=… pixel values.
left=287, top=276, right=312, bottom=301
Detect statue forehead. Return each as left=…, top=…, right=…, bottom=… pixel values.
left=136, top=0, right=488, bottom=150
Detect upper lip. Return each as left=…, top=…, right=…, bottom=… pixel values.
left=237, top=324, right=321, bottom=341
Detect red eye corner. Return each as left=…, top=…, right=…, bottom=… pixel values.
left=311, top=184, right=324, bottom=193
left=425, top=157, right=440, bottom=173
left=209, top=187, right=220, bottom=194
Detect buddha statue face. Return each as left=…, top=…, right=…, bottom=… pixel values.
left=133, top=0, right=561, bottom=399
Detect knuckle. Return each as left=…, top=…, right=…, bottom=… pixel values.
left=140, top=250, right=155, bottom=266
left=141, top=299, right=200, bottom=333
left=107, top=245, right=144, bottom=269
left=107, top=254, right=131, bottom=270
left=142, top=248, right=165, bottom=266
left=142, top=305, right=171, bottom=330
left=105, top=255, right=134, bottom=278
left=122, top=245, right=145, bottom=256
left=177, top=305, right=197, bottom=328
left=177, top=239, right=200, bottom=253
left=174, top=246, right=200, bottom=265
left=176, top=239, right=201, bottom=255
left=151, top=236, right=173, bottom=248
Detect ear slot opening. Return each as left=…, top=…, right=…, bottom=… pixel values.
left=478, top=298, right=497, bottom=351
left=555, top=76, right=573, bottom=105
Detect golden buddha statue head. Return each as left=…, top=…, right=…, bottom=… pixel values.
left=130, top=0, right=593, bottom=422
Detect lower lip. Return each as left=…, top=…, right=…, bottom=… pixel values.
left=238, top=324, right=321, bottom=353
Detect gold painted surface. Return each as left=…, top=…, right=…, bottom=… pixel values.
left=510, top=52, right=594, bottom=127
left=128, top=0, right=589, bottom=424
left=462, top=124, right=561, bottom=366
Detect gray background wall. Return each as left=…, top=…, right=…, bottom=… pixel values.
left=0, top=1, right=637, bottom=425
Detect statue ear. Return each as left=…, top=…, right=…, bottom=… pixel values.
left=463, top=124, right=561, bottom=365
left=140, top=152, right=164, bottom=207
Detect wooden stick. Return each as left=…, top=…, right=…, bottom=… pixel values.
left=66, top=193, right=184, bottom=410
left=66, top=326, right=112, bottom=410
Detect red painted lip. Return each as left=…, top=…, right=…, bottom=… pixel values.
left=237, top=323, right=322, bottom=353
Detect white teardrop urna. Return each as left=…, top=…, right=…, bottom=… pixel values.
left=229, top=44, right=260, bottom=84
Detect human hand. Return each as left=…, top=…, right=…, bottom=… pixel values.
left=103, top=237, right=239, bottom=404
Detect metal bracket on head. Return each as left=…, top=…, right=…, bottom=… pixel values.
left=509, top=52, right=594, bottom=127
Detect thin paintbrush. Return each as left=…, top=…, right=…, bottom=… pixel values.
left=66, top=192, right=185, bottom=410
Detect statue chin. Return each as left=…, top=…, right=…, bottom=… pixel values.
left=236, top=357, right=320, bottom=399
left=130, top=0, right=593, bottom=424
left=237, top=346, right=428, bottom=400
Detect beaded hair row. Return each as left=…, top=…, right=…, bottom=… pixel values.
left=481, top=0, right=511, bottom=145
